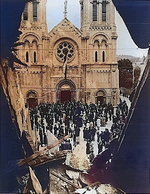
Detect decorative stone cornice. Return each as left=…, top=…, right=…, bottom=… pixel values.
left=20, top=26, right=43, bottom=31
left=89, top=25, right=111, bottom=30
left=86, top=69, right=111, bottom=73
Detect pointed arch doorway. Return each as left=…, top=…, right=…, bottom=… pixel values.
left=56, top=79, right=76, bottom=103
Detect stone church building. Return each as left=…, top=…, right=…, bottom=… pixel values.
left=14, top=0, right=119, bottom=108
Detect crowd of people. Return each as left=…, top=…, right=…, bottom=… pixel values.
left=29, top=99, right=129, bottom=160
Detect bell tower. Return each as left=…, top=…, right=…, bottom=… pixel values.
left=80, top=0, right=118, bottom=64
left=80, top=0, right=119, bottom=105
left=15, top=0, right=48, bottom=66
left=80, top=0, right=116, bottom=34
left=20, top=0, right=47, bottom=33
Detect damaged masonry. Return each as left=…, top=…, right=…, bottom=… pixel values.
left=1, top=0, right=150, bottom=192
left=0, top=59, right=126, bottom=193
left=3, top=0, right=149, bottom=192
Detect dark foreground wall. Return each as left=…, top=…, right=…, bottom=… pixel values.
left=112, top=0, right=150, bottom=48
left=0, top=87, right=26, bottom=192
left=109, top=60, right=150, bottom=193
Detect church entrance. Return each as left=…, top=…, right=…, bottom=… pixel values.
left=61, top=90, right=71, bottom=103
left=96, top=90, right=106, bottom=105
left=56, top=79, right=76, bottom=103
left=26, top=90, right=38, bottom=108
left=97, top=96, right=106, bottom=105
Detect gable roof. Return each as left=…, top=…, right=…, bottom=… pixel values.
left=48, top=17, right=82, bottom=38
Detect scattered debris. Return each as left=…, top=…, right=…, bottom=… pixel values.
left=17, top=173, right=29, bottom=185
left=66, top=169, right=80, bottom=180
left=23, top=167, right=43, bottom=194
left=18, top=134, right=71, bottom=166
left=47, top=131, right=59, bottom=153
left=50, top=169, right=81, bottom=189
left=28, top=150, right=71, bottom=167
left=65, top=141, right=90, bottom=171
left=74, top=182, right=126, bottom=194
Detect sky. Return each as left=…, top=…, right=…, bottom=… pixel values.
left=46, top=0, right=148, bottom=58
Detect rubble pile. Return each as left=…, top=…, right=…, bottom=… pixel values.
left=66, top=141, right=90, bottom=171
left=0, top=61, right=126, bottom=193
left=74, top=182, right=126, bottom=194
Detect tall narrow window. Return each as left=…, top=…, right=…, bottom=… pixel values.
left=26, top=52, right=29, bottom=62
left=102, top=51, right=105, bottom=62
left=34, top=52, right=36, bottom=63
left=102, top=1, right=106, bottom=22
left=93, top=0, right=97, bottom=21
left=95, top=51, right=98, bottom=62
left=23, top=3, right=28, bottom=21
left=33, top=1, right=37, bottom=21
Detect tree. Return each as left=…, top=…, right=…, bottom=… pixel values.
left=118, top=59, right=133, bottom=89
left=134, top=67, right=141, bottom=88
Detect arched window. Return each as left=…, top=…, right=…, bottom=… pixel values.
left=23, top=3, right=28, bottom=21
left=102, top=51, right=105, bottom=62
left=102, top=1, right=106, bottom=22
left=26, top=52, right=29, bottom=62
left=95, top=51, right=98, bottom=62
left=93, top=0, right=97, bottom=21
left=33, top=1, right=37, bottom=21
left=34, top=52, right=36, bottom=63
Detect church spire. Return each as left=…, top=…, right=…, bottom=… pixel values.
left=64, top=0, right=68, bottom=18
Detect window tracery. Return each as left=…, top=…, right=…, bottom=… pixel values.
left=56, top=42, right=75, bottom=63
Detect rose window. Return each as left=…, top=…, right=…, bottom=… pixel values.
left=56, top=42, right=74, bottom=62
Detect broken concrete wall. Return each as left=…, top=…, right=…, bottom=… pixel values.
left=0, top=59, right=34, bottom=141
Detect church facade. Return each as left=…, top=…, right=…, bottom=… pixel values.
left=14, top=0, right=119, bottom=108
